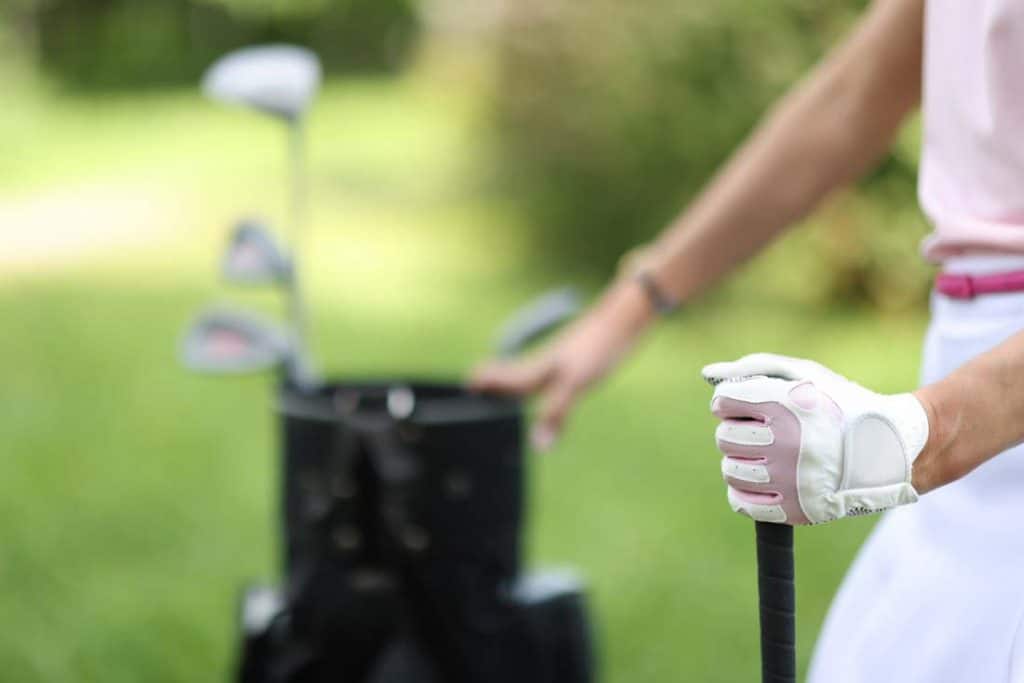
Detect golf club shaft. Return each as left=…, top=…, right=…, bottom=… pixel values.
left=287, top=118, right=309, bottom=360
left=755, top=521, right=796, bottom=683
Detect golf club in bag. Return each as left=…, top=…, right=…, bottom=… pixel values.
left=182, top=47, right=324, bottom=391
left=227, top=289, right=594, bottom=683
left=201, top=45, right=322, bottom=382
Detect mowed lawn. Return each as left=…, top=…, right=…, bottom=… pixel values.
left=0, top=68, right=928, bottom=682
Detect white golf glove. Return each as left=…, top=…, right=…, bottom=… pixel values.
left=702, top=353, right=929, bottom=525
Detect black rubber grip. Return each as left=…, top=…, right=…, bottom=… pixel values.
left=755, top=521, right=796, bottom=683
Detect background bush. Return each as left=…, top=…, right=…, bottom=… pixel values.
left=489, top=0, right=932, bottom=309
left=2, top=0, right=420, bottom=88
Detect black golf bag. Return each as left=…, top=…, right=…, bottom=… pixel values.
left=235, top=381, right=595, bottom=683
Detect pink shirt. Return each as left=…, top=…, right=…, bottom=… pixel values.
left=919, top=0, right=1024, bottom=263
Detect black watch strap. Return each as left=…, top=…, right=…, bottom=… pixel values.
left=634, top=270, right=679, bottom=315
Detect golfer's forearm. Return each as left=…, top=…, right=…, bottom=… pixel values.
left=647, top=0, right=923, bottom=304
left=913, top=331, right=1024, bottom=494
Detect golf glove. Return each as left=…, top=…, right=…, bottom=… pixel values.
left=702, top=353, right=929, bottom=525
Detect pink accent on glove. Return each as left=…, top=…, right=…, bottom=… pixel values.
left=712, top=396, right=810, bottom=526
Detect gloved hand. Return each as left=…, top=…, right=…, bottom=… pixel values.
left=702, top=353, right=929, bottom=525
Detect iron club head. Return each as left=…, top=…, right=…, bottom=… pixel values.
left=495, top=287, right=583, bottom=358
left=180, top=308, right=321, bottom=390
left=222, top=219, right=293, bottom=286
left=180, top=307, right=294, bottom=376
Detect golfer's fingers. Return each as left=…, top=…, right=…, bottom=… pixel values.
left=715, top=420, right=773, bottom=450
left=726, top=486, right=786, bottom=524
left=712, top=387, right=806, bottom=525
left=717, top=419, right=773, bottom=491
left=710, top=375, right=792, bottom=410
left=712, top=389, right=779, bottom=495
left=531, top=378, right=579, bottom=452
left=468, top=356, right=554, bottom=396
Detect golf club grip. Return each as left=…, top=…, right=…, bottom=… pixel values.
left=755, top=521, right=796, bottom=683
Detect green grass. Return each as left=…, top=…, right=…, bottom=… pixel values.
left=0, top=65, right=928, bottom=682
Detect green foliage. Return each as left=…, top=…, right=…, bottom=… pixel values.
left=490, top=0, right=929, bottom=308
left=15, top=0, right=419, bottom=89
left=196, top=0, right=332, bottom=18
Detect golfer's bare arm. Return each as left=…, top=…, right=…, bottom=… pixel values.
left=912, top=334, right=1024, bottom=493
left=646, top=0, right=923, bottom=304
left=645, top=0, right=1019, bottom=498
left=472, top=0, right=925, bottom=447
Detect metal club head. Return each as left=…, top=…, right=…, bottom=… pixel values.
left=495, top=287, right=583, bottom=358
left=222, top=219, right=293, bottom=286
left=180, top=308, right=294, bottom=376
left=201, top=44, right=322, bottom=121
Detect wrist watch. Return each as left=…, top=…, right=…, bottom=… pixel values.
left=617, top=243, right=681, bottom=316
left=634, top=269, right=680, bottom=315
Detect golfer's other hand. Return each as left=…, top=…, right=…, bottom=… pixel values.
left=702, top=353, right=929, bottom=525
left=469, top=281, right=655, bottom=452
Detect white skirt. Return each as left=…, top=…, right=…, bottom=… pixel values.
left=809, top=256, right=1024, bottom=683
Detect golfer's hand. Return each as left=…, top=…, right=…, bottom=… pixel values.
left=703, top=353, right=930, bottom=525
left=470, top=282, right=654, bottom=451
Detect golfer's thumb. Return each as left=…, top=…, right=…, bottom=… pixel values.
left=701, top=352, right=808, bottom=386
left=531, top=381, right=577, bottom=453
left=469, top=357, right=550, bottom=395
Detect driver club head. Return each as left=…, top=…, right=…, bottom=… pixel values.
left=222, top=219, right=293, bottom=286
left=201, top=44, right=322, bottom=121
left=180, top=307, right=294, bottom=376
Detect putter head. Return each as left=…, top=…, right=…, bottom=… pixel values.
left=222, top=219, right=293, bottom=286
left=180, top=308, right=293, bottom=376
left=495, top=287, right=583, bottom=358
left=201, top=44, right=322, bottom=120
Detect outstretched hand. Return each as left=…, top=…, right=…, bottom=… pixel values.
left=469, top=281, right=655, bottom=451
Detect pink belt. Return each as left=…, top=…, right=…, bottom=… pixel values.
left=936, top=270, right=1024, bottom=299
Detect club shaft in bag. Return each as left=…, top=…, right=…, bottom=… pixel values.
left=287, top=118, right=309, bottom=359
left=755, top=521, right=796, bottom=683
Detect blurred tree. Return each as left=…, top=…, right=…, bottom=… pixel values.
left=489, top=0, right=930, bottom=309
left=1, top=0, right=420, bottom=88
left=197, top=0, right=331, bottom=16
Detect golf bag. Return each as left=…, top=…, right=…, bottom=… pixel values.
left=235, top=381, right=595, bottom=683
